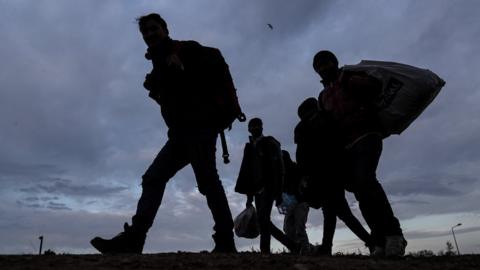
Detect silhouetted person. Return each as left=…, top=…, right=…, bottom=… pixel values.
left=235, top=118, right=298, bottom=254
left=280, top=150, right=312, bottom=253
left=312, top=50, right=406, bottom=256
left=90, top=13, right=243, bottom=254
left=294, top=97, right=373, bottom=255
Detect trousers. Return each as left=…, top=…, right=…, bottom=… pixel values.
left=345, top=134, right=403, bottom=246
left=255, top=190, right=298, bottom=253
left=131, top=130, right=234, bottom=240
left=283, top=202, right=310, bottom=250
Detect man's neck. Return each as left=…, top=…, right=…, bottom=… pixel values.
left=320, top=69, right=341, bottom=87
left=145, top=37, right=174, bottom=60
left=250, top=134, right=264, bottom=145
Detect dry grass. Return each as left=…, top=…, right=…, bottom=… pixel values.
left=1, top=253, right=479, bottom=270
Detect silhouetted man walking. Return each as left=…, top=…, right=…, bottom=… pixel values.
left=91, top=13, right=243, bottom=254
left=312, top=50, right=406, bottom=257
left=294, top=97, right=373, bottom=255
left=235, top=118, right=298, bottom=254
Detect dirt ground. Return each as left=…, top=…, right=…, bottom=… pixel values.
left=1, top=253, right=479, bottom=270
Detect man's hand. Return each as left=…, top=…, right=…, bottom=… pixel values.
left=246, top=195, right=254, bottom=208
left=237, top=113, right=247, bottom=122
left=277, top=193, right=297, bottom=215
left=143, top=73, right=155, bottom=91
left=275, top=195, right=283, bottom=207
left=166, top=54, right=184, bottom=71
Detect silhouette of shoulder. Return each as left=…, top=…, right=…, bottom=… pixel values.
left=177, top=40, right=202, bottom=49
left=261, top=136, right=280, bottom=146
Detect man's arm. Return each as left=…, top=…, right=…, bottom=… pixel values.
left=344, top=72, right=382, bottom=102
left=246, top=194, right=254, bottom=207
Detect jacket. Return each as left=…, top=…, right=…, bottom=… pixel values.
left=144, top=39, right=240, bottom=133
left=235, top=136, right=284, bottom=199
left=294, top=109, right=346, bottom=209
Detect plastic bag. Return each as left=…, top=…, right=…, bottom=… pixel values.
left=277, top=193, right=298, bottom=214
left=342, top=60, right=445, bottom=135
left=234, top=206, right=260, bottom=239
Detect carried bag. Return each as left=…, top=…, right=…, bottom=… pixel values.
left=177, top=42, right=248, bottom=163
left=342, top=60, right=445, bottom=135
left=234, top=206, right=260, bottom=239
left=197, top=46, right=246, bottom=163
left=197, top=46, right=245, bottom=130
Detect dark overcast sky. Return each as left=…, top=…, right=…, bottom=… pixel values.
left=1, top=0, right=479, bottom=254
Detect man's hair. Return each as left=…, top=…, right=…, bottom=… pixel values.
left=281, top=150, right=292, bottom=161
left=248, top=117, right=263, bottom=127
left=298, top=97, right=319, bottom=119
left=136, top=13, right=169, bottom=35
left=312, top=50, right=338, bottom=70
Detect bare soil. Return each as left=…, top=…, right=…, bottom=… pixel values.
left=1, top=253, right=479, bottom=270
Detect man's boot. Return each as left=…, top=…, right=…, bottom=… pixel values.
left=211, top=233, right=237, bottom=253
left=90, top=223, right=146, bottom=254
left=313, top=244, right=332, bottom=256
left=385, top=235, right=407, bottom=257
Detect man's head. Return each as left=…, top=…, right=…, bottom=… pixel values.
left=137, top=13, right=169, bottom=48
left=298, top=97, right=319, bottom=120
left=248, top=118, right=263, bottom=138
left=312, top=50, right=340, bottom=84
left=281, top=150, right=292, bottom=163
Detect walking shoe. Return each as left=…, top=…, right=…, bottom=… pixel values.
left=371, top=246, right=385, bottom=257
left=385, top=235, right=407, bottom=257
left=90, top=223, right=146, bottom=254
left=297, top=243, right=316, bottom=255
left=312, top=244, right=332, bottom=256
left=211, top=234, right=237, bottom=253
left=211, top=242, right=237, bottom=253
left=365, top=241, right=376, bottom=255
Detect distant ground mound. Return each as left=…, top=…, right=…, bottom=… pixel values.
left=1, top=253, right=479, bottom=270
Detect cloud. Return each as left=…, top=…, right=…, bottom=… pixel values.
left=384, top=173, right=478, bottom=197
left=0, top=162, right=63, bottom=178
left=0, top=205, right=128, bottom=254
left=46, top=202, right=72, bottom=211
left=18, top=178, right=128, bottom=197
left=405, top=226, right=480, bottom=240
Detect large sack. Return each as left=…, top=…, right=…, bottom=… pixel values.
left=342, top=60, right=445, bottom=135
left=234, top=206, right=259, bottom=239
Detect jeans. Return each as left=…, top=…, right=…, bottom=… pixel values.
left=345, top=134, right=403, bottom=247
left=283, top=202, right=310, bottom=250
left=255, top=190, right=298, bottom=253
left=321, top=189, right=372, bottom=248
left=131, top=130, right=234, bottom=240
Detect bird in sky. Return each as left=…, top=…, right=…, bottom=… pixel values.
left=267, top=23, right=273, bottom=30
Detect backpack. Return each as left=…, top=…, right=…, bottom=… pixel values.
left=194, top=45, right=246, bottom=163
left=342, top=60, right=445, bottom=135
left=146, top=41, right=245, bottom=163
left=196, top=45, right=245, bottom=130
left=145, top=41, right=245, bottom=131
